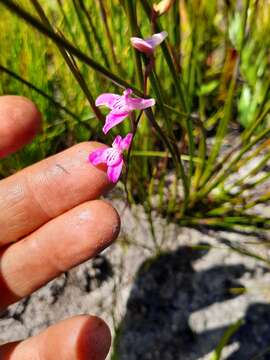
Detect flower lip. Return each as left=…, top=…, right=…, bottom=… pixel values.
left=104, top=148, right=122, bottom=166
left=89, top=133, right=133, bottom=183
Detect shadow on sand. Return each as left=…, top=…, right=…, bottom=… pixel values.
left=114, top=244, right=270, bottom=360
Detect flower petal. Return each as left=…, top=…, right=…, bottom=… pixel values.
left=102, top=112, right=129, bottom=134
left=120, top=133, right=133, bottom=150
left=88, top=147, right=107, bottom=165
left=145, top=31, right=168, bottom=48
left=95, top=93, right=121, bottom=109
left=107, top=161, right=123, bottom=183
left=130, top=37, right=154, bottom=54
left=112, top=135, right=123, bottom=149
left=127, top=97, right=155, bottom=110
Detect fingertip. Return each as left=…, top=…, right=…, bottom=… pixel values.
left=0, top=95, right=41, bottom=158
left=0, top=316, right=111, bottom=360
left=77, top=315, right=112, bottom=360
left=91, top=200, right=121, bottom=247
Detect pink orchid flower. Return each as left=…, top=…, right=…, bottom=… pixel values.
left=130, top=31, right=168, bottom=55
left=89, top=133, right=133, bottom=183
left=95, top=88, right=155, bottom=134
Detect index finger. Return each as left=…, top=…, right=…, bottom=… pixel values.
left=0, top=96, right=41, bottom=158
left=0, top=142, right=111, bottom=246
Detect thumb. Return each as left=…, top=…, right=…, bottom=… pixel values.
left=0, top=315, right=111, bottom=360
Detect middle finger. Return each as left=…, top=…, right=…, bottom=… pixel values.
left=0, top=199, right=120, bottom=309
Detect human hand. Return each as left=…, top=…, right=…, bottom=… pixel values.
left=0, top=96, right=120, bottom=359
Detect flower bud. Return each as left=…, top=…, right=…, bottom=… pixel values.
left=153, top=0, right=174, bottom=16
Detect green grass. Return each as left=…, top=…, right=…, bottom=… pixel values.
left=0, top=0, right=269, bottom=231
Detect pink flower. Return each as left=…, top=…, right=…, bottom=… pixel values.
left=95, top=89, right=155, bottom=134
left=89, top=133, right=133, bottom=183
left=130, top=31, right=168, bottom=55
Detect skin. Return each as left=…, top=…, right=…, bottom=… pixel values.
left=0, top=96, right=120, bottom=360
